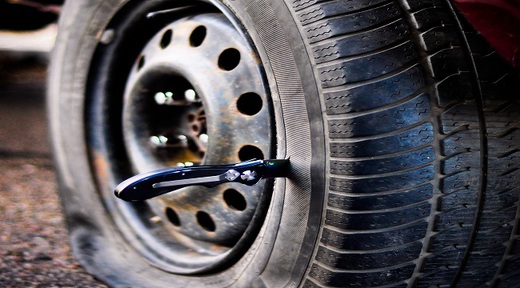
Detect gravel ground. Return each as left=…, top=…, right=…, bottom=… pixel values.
left=0, top=52, right=107, bottom=287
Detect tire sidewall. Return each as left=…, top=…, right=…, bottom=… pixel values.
left=49, top=0, right=326, bottom=287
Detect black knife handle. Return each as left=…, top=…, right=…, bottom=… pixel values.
left=115, top=159, right=289, bottom=202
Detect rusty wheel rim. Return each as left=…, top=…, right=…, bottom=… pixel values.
left=97, top=6, right=275, bottom=274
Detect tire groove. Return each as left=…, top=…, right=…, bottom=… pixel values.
left=317, top=40, right=414, bottom=71
left=329, top=143, right=433, bottom=161
left=311, top=257, right=419, bottom=274
left=320, top=62, right=421, bottom=92
left=330, top=162, right=433, bottom=180
left=329, top=183, right=433, bottom=198
left=306, top=15, right=405, bottom=46
left=392, top=0, right=452, bottom=287
left=324, top=219, right=428, bottom=235
left=298, top=0, right=395, bottom=25
left=327, top=199, right=432, bottom=214
left=315, top=37, right=412, bottom=64
left=445, top=2, right=488, bottom=284
left=325, top=90, right=429, bottom=119
left=321, top=239, right=423, bottom=254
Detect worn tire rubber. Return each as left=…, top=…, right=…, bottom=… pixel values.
left=48, top=0, right=520, bottom=287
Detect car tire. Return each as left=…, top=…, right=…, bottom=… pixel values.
left=48, top=0, right=520, bottom=287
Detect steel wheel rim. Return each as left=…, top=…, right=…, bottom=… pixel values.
left=87, top=1, right=274, bottom=274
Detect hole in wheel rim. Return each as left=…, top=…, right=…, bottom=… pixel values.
left=237, top=92, right=263, bottom=116
left=190, top=25, right=207, bottom=47
left=196, top=211, right=216, bottom=232
left=166, top=207, right=181, bottom=226
left=218, top=48, right=241, bottom=71
left=238, top=145, right=264, bottom=161
left=137, top=55, right=145, bottom=71
left=224, top=189, right=247, bottom=211
left=160, top=29, right=172, bottom=49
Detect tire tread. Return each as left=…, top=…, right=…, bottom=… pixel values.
left=289, top=0, right=520, bottom=287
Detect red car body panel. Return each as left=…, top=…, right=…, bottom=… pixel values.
left=454, top=0, right=520, bottom=69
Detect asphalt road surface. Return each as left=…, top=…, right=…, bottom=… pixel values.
left=0, top=52, right=107, bottom=287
